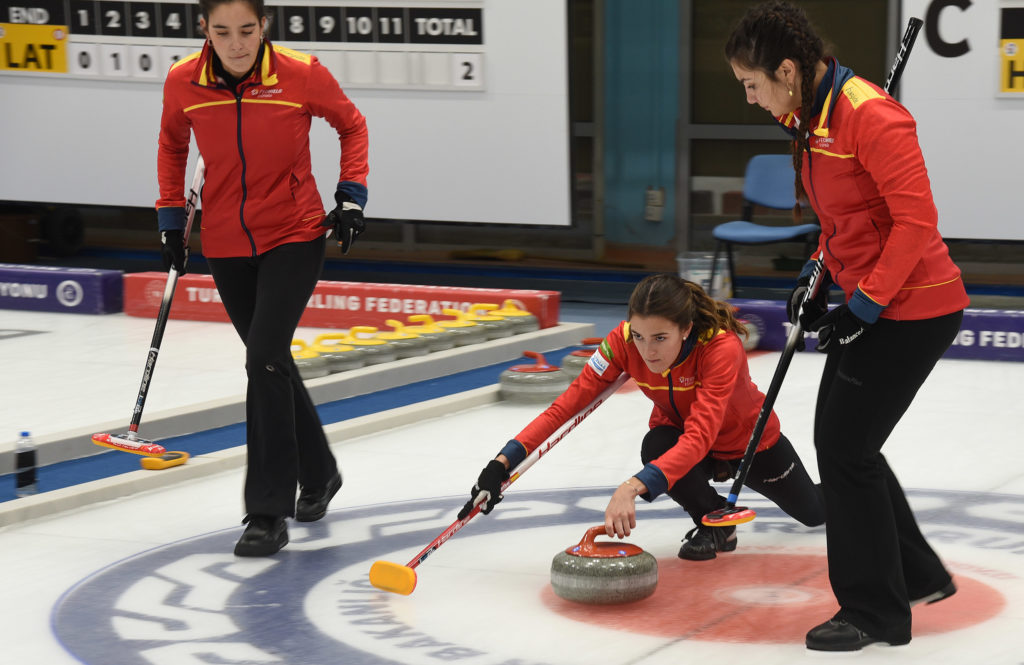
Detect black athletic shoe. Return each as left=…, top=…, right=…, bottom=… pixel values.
left=295, top=471, right=343, bottom=522
left=911, top=579, right=957, bottom=607
left=234, top=515, right=288, bottom=557
left=678, top=525, right=737, bottom=561
left=805, top=618, right=909, bottom=651
left=806, top=619, right=878, bottom=651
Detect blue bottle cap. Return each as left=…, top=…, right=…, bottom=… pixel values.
left=20, top=431, right=30, bottom=437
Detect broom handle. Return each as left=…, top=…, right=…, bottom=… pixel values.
left=403, top=373, right=630, bottom=570
left=128, top=156, right=205, bottom=435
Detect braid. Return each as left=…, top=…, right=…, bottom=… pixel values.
left=725, top=1, right=827, bottom=221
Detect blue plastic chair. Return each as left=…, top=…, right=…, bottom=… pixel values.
left=709, top=154, right=820, bottom=295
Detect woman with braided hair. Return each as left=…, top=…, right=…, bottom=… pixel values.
left=726, top=1, right=967, bottom=652
left=458, top=273, right=824, bottom=561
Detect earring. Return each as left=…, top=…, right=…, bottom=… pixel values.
left=788, top=88, right=794, bottom=97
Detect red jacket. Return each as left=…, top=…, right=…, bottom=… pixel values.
left=508, top=321, right=780, bottom=499
left=778, top=60, right=969, bottom=321
left=156, top=41, right=369, bottom=258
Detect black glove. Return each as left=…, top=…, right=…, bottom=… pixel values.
left=787, top=269, right=831, bottom=329
left=321, top=193, right=365, bottom=255
left=808, top=304, right=870, bottom=353
left=160, top=230, right=188, bottom=274
left=457, top=459, right=509, bottom=520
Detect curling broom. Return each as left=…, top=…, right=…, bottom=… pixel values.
left=92, top=156, right=205, bottom=456
left=369, top=373, right=629, bottom=595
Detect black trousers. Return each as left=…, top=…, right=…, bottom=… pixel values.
left=641, top=428, right=825, bottom=528
left=207, top=236, right=337, bottom=518
left=814, top=310, right=963, bottom=643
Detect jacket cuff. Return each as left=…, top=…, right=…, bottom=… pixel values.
left=634, top=463, right=668, bottom=502
left=849, top=287, right=885, bottom=324
left=337, top=181, right=368, bottom=208
left=157, top=207, right=186, bottom=232
left=499, top=439, right=528, bottom=469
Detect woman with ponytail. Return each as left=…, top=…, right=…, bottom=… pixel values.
left=726, top=1, right=966, bottom=652
left=458, top=273, right=824, bottom=562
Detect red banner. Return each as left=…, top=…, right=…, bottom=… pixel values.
left=123, top=273, right=561, bottom=329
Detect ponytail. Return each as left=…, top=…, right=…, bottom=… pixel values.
left=628, top=273, right=748, bottom=340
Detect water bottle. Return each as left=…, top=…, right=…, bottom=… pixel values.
left=15, top=431, right=37, bottom=497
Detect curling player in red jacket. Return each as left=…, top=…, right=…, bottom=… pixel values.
left=459, top=273, right=825, bottom=560
left=727, top=1, right=967, bottom=651
left=155, top=0, right=368, bottom=557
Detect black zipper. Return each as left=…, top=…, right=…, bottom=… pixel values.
left=233, top=85, right=257, bottom=256
left=667, top=376, right=683, bottom=422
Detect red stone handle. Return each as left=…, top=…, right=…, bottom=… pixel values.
left=523, top=350, right=554, bottom=369
left=575, top=525, right=610, bottom=556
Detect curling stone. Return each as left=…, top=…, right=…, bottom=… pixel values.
left=380, top=317, right=436, bottom=354
left=315, top=329, right=395, bottom=364
left=499, top=351, right=572, bottom=404
left=739, top=318, right=761, bottom=352
left=466, top=303, right=518, bottom=339
left=550, top=525, right=658, bottom=605
left=437, top=308, right=489, bottom=346
left=310, top=334, right=369, bottom=372
left=492, top=299, right=540, bottom=334
left=291, top=339, right=330, bottom=379
left=560, top=337, right=604, bottom=379
left=365, top=322, right=431, bottom=358
left=404, top=315, right=459, bottom=351
left=335, top=328, right=400, bottom=365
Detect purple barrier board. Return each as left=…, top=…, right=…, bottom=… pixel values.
left=732, top=299, right=1024, bottom=363
left=0, top=263, right=123, bottom=314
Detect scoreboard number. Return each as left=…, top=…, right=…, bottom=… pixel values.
left=68, top=40, right=99, bottom=74
left=452, top=52, right=482, bottom=88
left=99, top=42, right=129, bottom=76
left=130, top=44, right=159, bottom=77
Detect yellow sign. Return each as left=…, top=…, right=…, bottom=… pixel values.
left=1002, top=6, right=1024, bottom=94
left=0, top=23, right=68, bottom=73
left=1001, top=39, right=1024, bottom=93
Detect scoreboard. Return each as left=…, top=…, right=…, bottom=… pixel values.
left=0, top=1, right=573, bottom=227
left=0, top=1, right=485, bottom=89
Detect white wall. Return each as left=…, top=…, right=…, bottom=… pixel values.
left=901, top=0, right=1024, bottom=240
